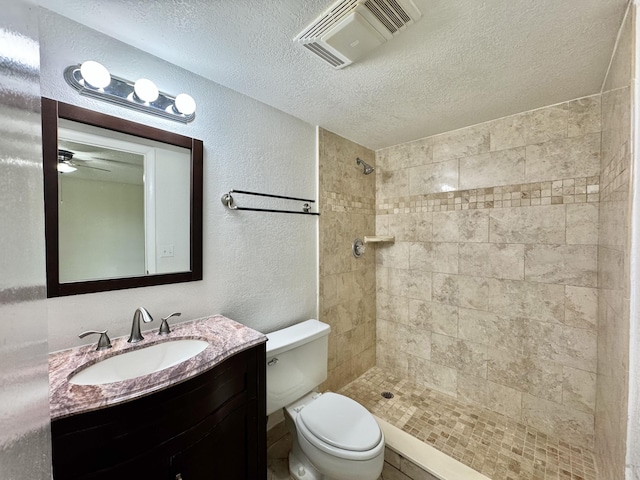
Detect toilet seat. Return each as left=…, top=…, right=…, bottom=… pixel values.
left=295, top=393, right=383, bottom=461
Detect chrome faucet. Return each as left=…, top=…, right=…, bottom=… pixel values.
left=127, top=307, right=154, bottom=343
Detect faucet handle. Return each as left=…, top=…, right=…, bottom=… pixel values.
left=159, top=312, right=181, bottom=335
left=78, top=330, right=112, bottom=351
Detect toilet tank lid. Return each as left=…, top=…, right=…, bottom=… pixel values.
left=266, top=319, right=330, bottom=357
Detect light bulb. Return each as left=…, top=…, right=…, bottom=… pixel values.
left=174, top=93, right=196, bottom=115
left=133, top=78, right=159, bottom=103
left=57, top=162, right=77, bottom=173
left=80, top=61, right=111, bottom=89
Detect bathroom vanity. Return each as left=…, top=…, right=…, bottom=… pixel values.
left=49, top=315, right=266, bottom=480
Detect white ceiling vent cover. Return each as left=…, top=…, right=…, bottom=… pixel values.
left=295, top=0, right=422, bottom=69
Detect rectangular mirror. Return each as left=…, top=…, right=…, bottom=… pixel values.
left=42, top=98, right=203, bottom=297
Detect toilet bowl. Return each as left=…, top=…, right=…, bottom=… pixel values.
left=285, top=392, right=384, bottom=480
left=265, top=320, right=384, bottom=480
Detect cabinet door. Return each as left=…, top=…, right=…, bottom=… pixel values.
left=170, top=407, right=247, bottom=480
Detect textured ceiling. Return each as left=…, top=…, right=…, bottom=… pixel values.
left=34, top=0, right=628, bottom=150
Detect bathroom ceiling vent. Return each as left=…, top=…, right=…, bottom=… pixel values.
left=295, top=0, right=422, bottom=69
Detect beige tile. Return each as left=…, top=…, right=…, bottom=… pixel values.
left=459, top=243, right=525, bottom=280
left=432, top=123, right=490, bottom=162
left=489, top=113, right=526, bottom=151
left=387, top=323, right=431, bottom=361
left=525, top=244, right=597, bottom=287
left=563, top=366, right=596, bottom=414
left=378, top=168, right=409, bottom=199
left=534, top=323, right=597, bottom=372
left=377, top=293, right=410, bottom=325
left=383, top=139, right=434, bottom=170
left=568, top=95, right=601, bottom=138
left=377, top=242, right=411, bottom=269
left=459, top=147, right=525, bottom=190
left=409, top=242, right=458, bottom=274
left=408, top=356, right=457, bottom=397
left=522, top=103, right=568, bottom=145
left=408, top=299, right=458, bottom=336
left=488, top=381, right=523, bottom=420
left=433, top=210, right=490, bottom=243
left=389, top=212, right=433, bottom=242
left=456, top=372, right=490, bottom=407
left=566, top=203, right=599, bottom=245
left=457, top=308, right=525, bottom=353
left=565, top=285, right=597, bottom=330
left=432, top=274, right=491, bottom=311
left=457, top=308, right=500, bottom=345
left=525, top=133, right=600, bottom=183
left=487, top=348, right=563, bottom=403
left=409, top=160, right=459, bottom=195
left=488, top=278, right=565, bottom=323
left=522, top=393, right=594, bottom=447
left=388, top=268, right=432, bottom=301
left=376, top=214, right=390, bottom=236
left=489, top=205, right=566, bottom=244
left=431, top=333, right=488, bottom=378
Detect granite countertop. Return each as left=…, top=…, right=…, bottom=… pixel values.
left=49, top=314, right=266, bottom=420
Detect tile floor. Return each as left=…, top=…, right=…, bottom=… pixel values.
left=338, top=367, right=597, bottom=480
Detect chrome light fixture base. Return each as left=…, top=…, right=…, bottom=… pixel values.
left=64, top=65, right=196, bottom=123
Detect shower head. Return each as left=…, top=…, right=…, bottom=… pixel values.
left=356, top=157, right=374, bottom=175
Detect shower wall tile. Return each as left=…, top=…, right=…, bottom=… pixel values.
left=408, top=159, right=459, bottom=195
left=389, top=212, right=432, bottom=242
left=563, top=366, right=597, bottom=414
left=375, top=94, right=602, bottom=447
left=564, top=285, right=598, bottom=330
left=432, top=210, right=489, bottom=243
left=595, top=8, right=635, bottom=474
left=388, top=268, right=432, bottom=301
left=524, top=133, right=601, bottom=183
left=408, top=356, right=458, bottom=397
left=524, top=244, right=598, bottom=287
left=522, top=103, right=568, bottom=145
left=458, top=243, right=525, bottom=280
left=459, top=147, right=525, bottom=190
left=566, top=203, right=599, bottom=244
left=489, top=113, right=526, bottom=151
left=489, top=205, right=566, bottom=244
left=408, top=300, right=458, bottom=336
left=568, top=95, right=602, bottom=138
left=432, top=124, right=490, bottom=162
left=522, top=394, right=594, bottom=447
left=431, top=333, right=487, bottom=379
left=319, top=129, right=376, bottom=392
left=408, top=242, right=458, bottom=274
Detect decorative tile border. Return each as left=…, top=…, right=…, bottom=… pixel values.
left=377, top=177, right=600, bottom=214
left=322, top=191, right=376, bottom=214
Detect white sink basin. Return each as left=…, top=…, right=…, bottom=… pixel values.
left=69, top=339, right=209, bottom=386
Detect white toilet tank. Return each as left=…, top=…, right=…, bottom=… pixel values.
left=265, top=319, right=330, bottom=415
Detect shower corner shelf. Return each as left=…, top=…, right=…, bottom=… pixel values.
left=363, top=236, right=395, bottom=244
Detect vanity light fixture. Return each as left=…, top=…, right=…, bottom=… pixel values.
left=64, top=61, right=196, bottom=123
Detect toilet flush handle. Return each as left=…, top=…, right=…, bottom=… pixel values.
left=268, top=357, right=279, bottom=366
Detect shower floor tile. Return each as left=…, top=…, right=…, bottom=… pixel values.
left=338, top=367, right=597, bottom=480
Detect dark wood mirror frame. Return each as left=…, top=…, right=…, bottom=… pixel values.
left=42, top=97, right=203, bottom=297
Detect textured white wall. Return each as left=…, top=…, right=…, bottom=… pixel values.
left=39, top=9, right=318, bottom=352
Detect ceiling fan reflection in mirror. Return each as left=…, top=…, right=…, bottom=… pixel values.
left=57, top=149, right=111, bottom=174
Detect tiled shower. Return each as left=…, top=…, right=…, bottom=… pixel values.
left=318, top=5, right=635, bottom=478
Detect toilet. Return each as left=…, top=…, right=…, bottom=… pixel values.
left=266, top=319, right=384, bottom=480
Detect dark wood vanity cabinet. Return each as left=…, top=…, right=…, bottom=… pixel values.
left=51, top=343, right=266, bottom=480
